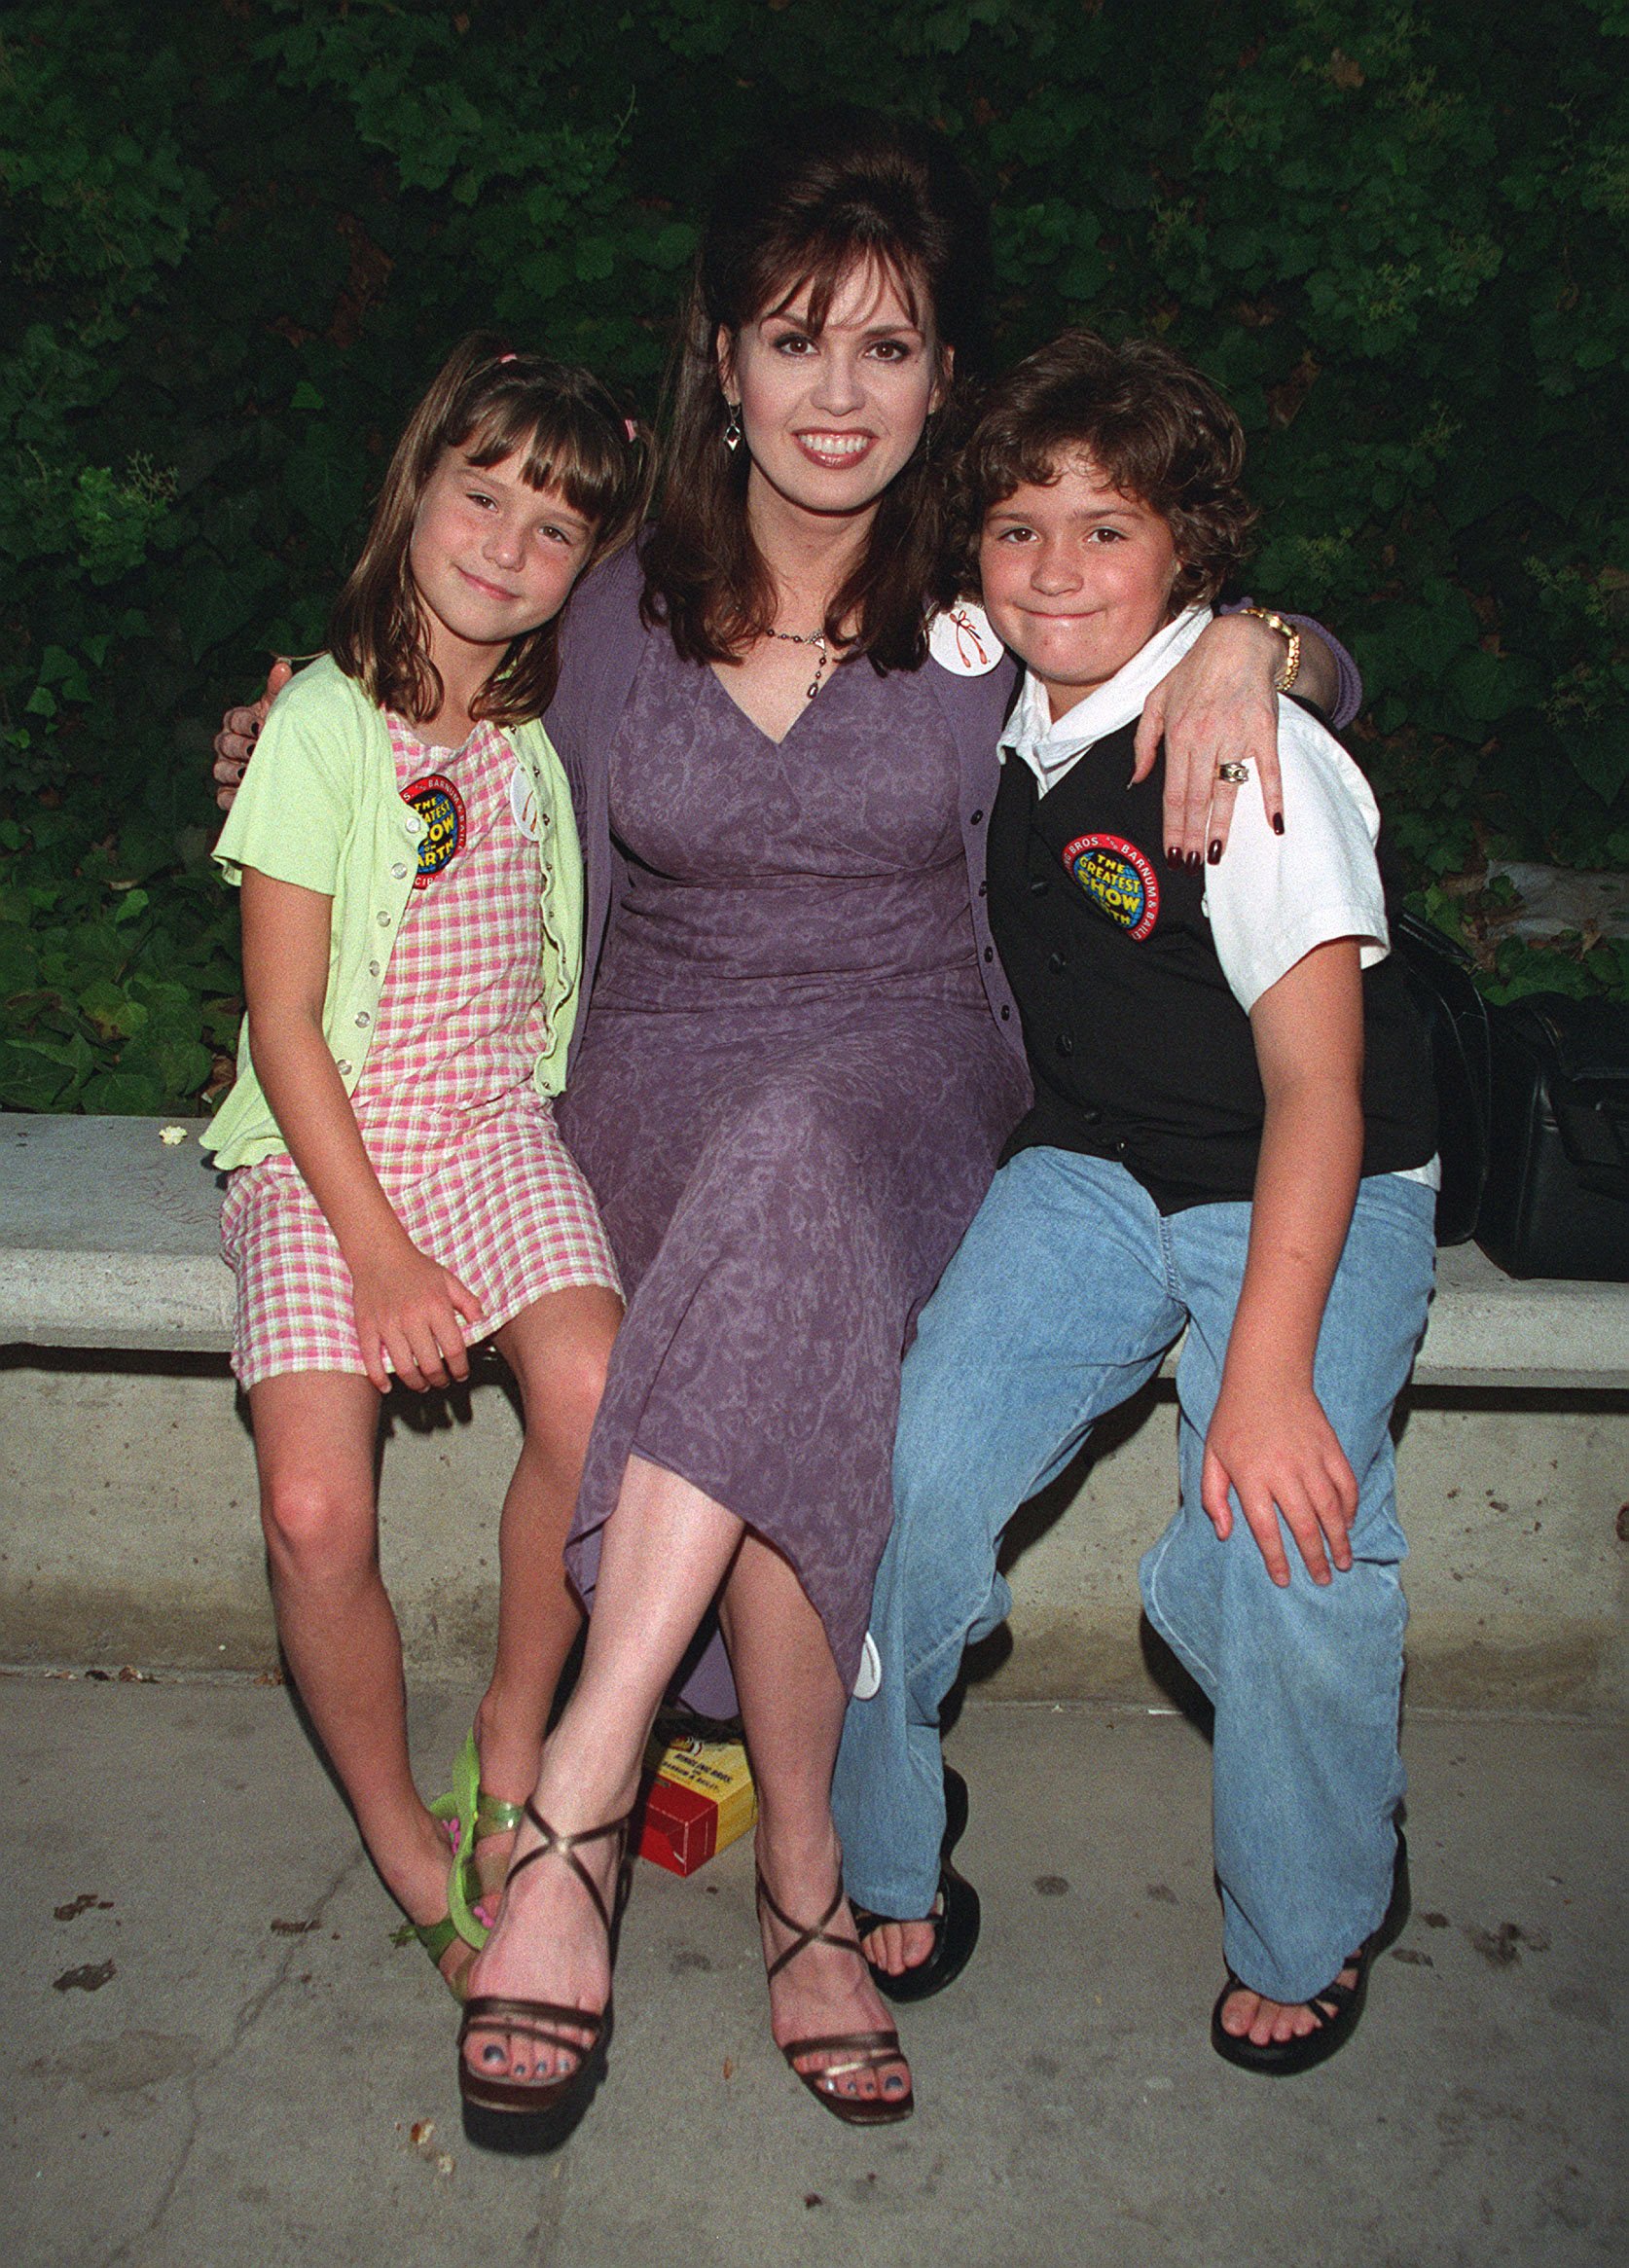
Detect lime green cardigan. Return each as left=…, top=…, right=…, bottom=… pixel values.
left=202, top=656, right=584, bottom=1170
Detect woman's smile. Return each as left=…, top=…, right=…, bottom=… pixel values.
left=721, top=257, right=945, bottom=523
left=793, top=429, right=878, bottom=467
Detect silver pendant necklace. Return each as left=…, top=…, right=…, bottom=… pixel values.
left=768, top=627, right=832, bottom=702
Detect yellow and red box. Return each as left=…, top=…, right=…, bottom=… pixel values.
left=637, top=1715, right=757, bottom=1877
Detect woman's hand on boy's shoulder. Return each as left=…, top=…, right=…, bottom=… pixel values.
left=1134, top=613, right=1286, bottom=863
left=212, top=659, right=293, bottom=810
left=1200, top=1377, right=1358, bottom=1589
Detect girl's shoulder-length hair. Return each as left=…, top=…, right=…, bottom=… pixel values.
left=640, top=109, right=993, bottom=675
left=330, top=332, right=653, bottom=729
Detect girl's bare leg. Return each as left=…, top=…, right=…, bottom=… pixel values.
left=721, top=1538, right=911, bottom=2107
left=461, top=1454, right=743, bottom=2081
left=471, top=1285, right=622, bottom=1897
left=250, top=1371, right=467, bottom=1987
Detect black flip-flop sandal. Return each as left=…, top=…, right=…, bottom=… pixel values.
left=851, top=1766, right=982, bottom=2005
left=1210, top=1831, right=1411, bottom=2077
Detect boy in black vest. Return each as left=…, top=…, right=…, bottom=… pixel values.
left=833, top=332, right=1438, bottom=2073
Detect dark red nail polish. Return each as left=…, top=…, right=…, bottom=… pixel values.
left=1186, top=850, right=1202, bottom=873
left=1208, top=839, right=1222, bottom=865
left=1166, top=846, right=1180, bottom=869
left=1272, top=811, right=1285, bottom=837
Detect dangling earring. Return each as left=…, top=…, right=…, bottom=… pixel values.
left=723, top=402, right=742, bottom=453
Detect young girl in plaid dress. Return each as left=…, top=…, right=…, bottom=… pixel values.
left=204, top=338, right=649, bottom=1996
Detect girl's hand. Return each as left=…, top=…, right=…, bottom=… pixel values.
left=350, top=1242, right=485, bottom=1394
left=213, top=659, right=293, bottom=811
left=1200, top=1374, right=1358, bottom=1589
left=1133, top=613, right=1286, bottom=863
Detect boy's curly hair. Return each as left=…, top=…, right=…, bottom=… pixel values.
left=948, top=329, right=1257, bottom=613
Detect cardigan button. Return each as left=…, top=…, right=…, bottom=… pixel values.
left=977, top=881, right=987, bottom=898
left=377, top=911, right=391, bottom=926
left=1029, top=876, right=1049, bottom=895
left=336, top=1060, right=352, bottom=1077
left=354, top=1011, right=371, bottom=1027
left=1049, top=951, right=1067, bottom=974
left=983, top=946, right=994, bottom=963
left=969, top=809, right=984, bottom=826
left=391, top=861, right=409, bottom=880
left=999, top=1005, right=1010, bottom=1021
left=1056, top=1030, right=1074, bottom=1057
left=369, top=960, right=380, bottom=978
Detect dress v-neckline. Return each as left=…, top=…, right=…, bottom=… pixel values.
left=705, top=658, right=837, bottom=748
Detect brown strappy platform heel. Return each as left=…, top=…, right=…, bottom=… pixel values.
left=757, top=1873, right=915, bottom=2126
left=456, top=1799, right=633, bottom=2120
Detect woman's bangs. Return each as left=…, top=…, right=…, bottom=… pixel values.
left=752, top=238, right=928, bottom=339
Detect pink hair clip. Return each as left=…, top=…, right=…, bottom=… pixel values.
left=497, top=351, right=518, bottom=365
left=625, top=416, right=638, bottom=442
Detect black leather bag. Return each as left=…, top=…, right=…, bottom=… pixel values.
left=1476, top=991, right=1629, bottom=1281
left=1391, top=908, right=1492, bottom=1246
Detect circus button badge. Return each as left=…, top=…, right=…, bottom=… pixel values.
left=928, top=598, right=1003, bottom=676
left=402, top=774, right=466, bottom=888
left=1063, top=833, right=1160, bottom=941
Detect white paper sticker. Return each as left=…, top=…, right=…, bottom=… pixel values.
left=508, top=763, right=540, bottom=841
left=852, top=1630, right=882, bottom=1701
left=928, top=599, right=1003, bottom=677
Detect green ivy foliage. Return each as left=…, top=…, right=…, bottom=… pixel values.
left=2, top=0, right=1624, bottom=1111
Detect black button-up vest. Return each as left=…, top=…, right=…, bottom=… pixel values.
left=986, top=715, right=1437, bottom=1213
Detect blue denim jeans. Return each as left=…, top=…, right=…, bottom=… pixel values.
left=832, top=1148, right=1436, bottom=2003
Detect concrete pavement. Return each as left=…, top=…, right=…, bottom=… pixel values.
left=4, top=1676, right=1622, bottom=2268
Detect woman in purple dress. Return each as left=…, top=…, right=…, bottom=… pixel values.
left=213, top=113, right=1355, bottom=2127
left=443, top=115, right=1357, bottom=2129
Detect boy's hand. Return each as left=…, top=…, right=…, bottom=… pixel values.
left=349, top=1242, right=485, bottom=1394
left=213, top=659, right=293, bottom=810
left=1201, top=1374, right=1358, bottom=1587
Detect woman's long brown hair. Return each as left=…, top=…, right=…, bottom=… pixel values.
left=329, top=333, right=652, bottom=727
left=641, top=111, right=992, bottom=674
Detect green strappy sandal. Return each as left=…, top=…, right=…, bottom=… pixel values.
left=402, top=1782, right=483, bottom=1999
left=447, top=1731, right=526, bottom=1949
left=413, top=1911, right=476, bottom=2000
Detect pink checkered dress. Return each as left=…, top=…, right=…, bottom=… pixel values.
left=222, top=713, right=620, bottom=1387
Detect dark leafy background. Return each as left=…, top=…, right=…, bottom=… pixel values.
left=2, top=0, right=1625, bottom=1113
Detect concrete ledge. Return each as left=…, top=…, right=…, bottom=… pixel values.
left=1, top=1117, right=1625, bottom=1716
left=1414, top=1242, right=1629, bottom=1389
left=0, top=1115, right=234, bottom=1352
left=5, top=1117, right=1627, bottom=1388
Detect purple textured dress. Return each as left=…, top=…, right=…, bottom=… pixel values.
left=557, top=626, right=1029, bottom=1701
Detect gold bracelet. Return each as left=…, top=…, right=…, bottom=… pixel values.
left=1239, top=606, right=1301, bottom=696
